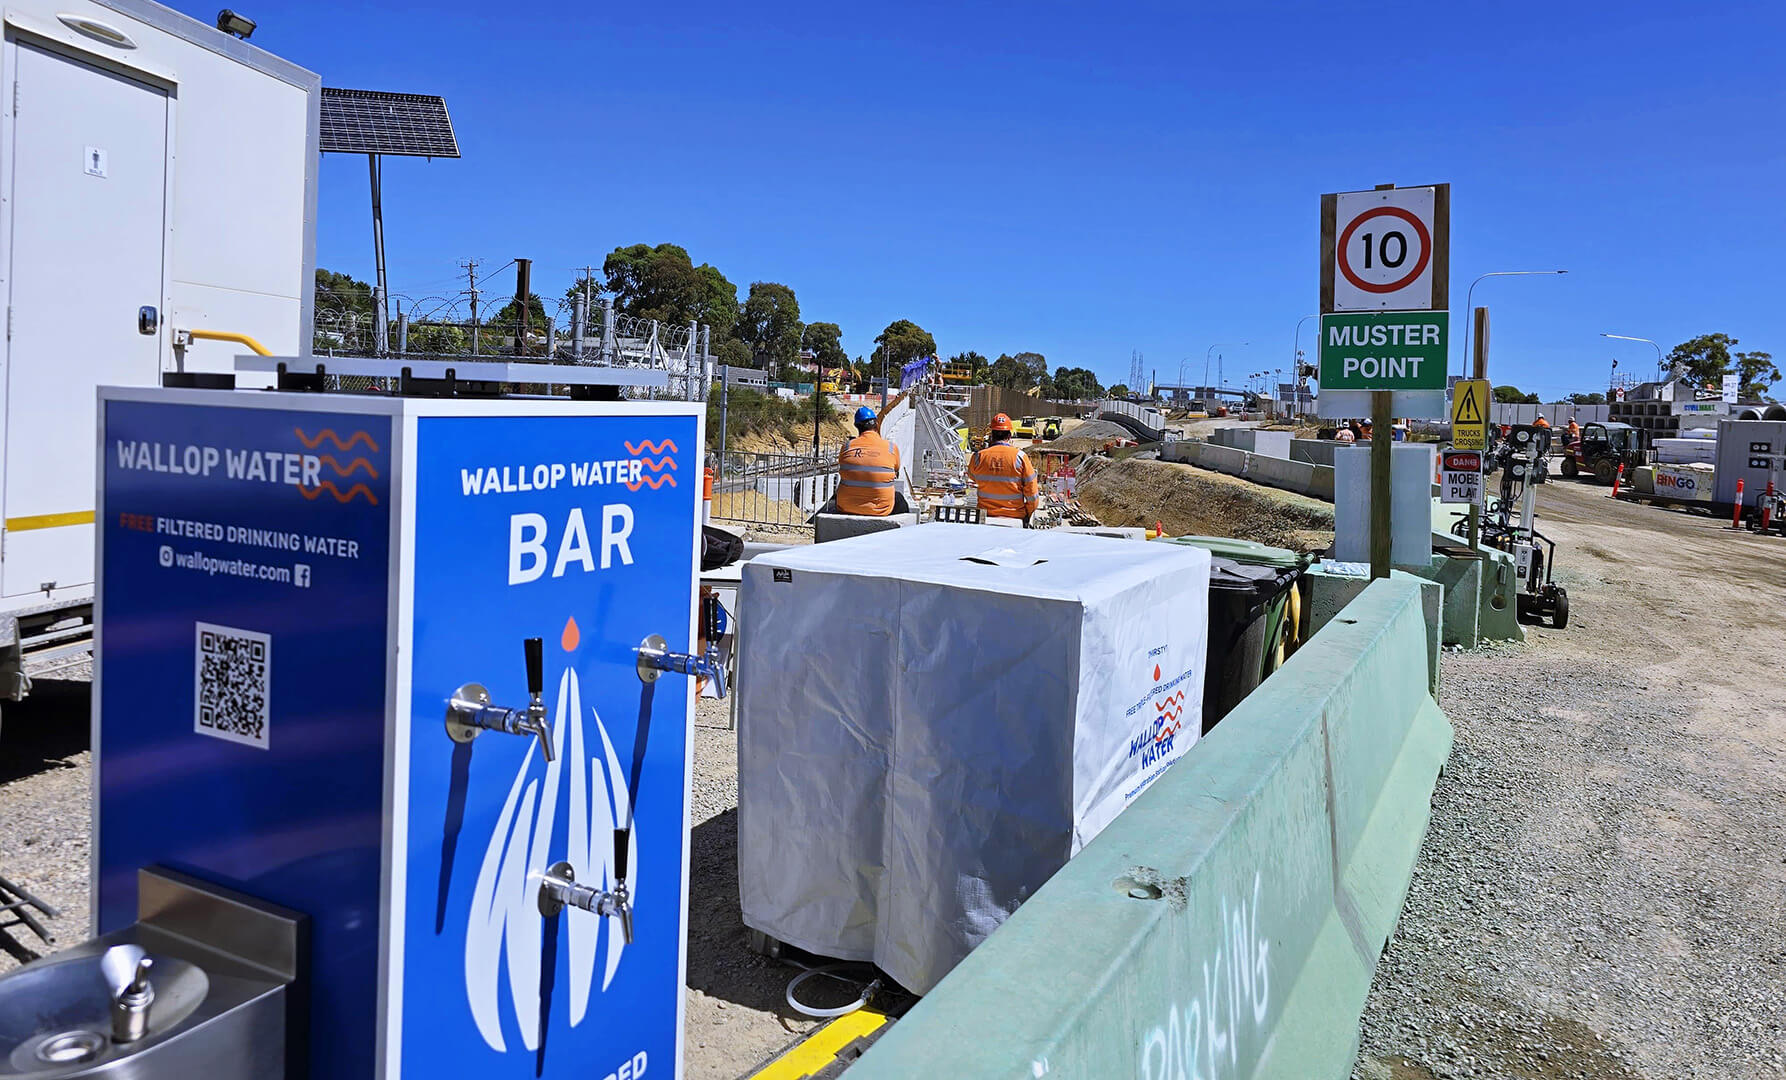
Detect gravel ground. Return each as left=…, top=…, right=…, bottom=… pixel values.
left=1354, top=480, right=1786, bottom=1079
left=0, top=666, right=92, bottom=972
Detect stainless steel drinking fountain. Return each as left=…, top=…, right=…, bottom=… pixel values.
left=0, top=868, right=306, bottom=1079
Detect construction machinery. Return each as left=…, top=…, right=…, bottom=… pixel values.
left=1559, top=421, right=1645, bottom=484
left=1012, top=416, right=1038, bottom=438
left=1041, top=416, right=1064, bottom=440
left=1459, top=425, right=1569, bottom=628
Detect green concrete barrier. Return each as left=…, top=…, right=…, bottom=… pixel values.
left=849, top=578, right=1453, bottom=1080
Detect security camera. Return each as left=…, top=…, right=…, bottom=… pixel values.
left=215, top=9, right=255, bottom=38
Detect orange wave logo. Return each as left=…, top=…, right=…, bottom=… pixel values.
left=623, top=438, right=679, bottom=490
left=318, top=455, right=380, bottom=479
left=295, top=427, right=381, bottom=453
left=298, top=480, right=379, bottom=505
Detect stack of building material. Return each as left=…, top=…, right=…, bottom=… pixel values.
left=735, top=524, right=1211, bottom=993
left=1654, top=437, right=1718, bottom=465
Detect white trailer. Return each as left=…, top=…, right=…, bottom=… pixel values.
left=0, top=0, right=316, bottom=704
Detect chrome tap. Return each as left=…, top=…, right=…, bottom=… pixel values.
left=445, top=637, right=555, bottom=761
left=102, top=945, right=154, bottom=1044
left=537, top=828, right=634, bottom=944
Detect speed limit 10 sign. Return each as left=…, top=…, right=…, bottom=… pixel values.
left=1321, top=184, right=1450, bottom=312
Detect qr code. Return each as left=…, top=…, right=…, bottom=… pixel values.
left=194, top=622, right=271, bottom=749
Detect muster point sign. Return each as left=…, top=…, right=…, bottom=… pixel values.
left=1318, top=311, right=1449, bottom=392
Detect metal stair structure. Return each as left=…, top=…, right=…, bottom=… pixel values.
left=913, top=384, right=971, bottom=485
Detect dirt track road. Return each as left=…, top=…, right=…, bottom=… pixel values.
left=1356, top=479, right=1786, bottom=1079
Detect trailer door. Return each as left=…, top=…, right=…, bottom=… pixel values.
left=2, top=42, right=168, bottom=598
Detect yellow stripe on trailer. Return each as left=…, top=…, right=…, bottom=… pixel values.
left=6, top=510, right=96, bottom=531
left=747, top=1009, right=889, bottom=1080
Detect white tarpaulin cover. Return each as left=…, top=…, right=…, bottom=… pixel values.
left=736, top=523, right=1210, bottom=993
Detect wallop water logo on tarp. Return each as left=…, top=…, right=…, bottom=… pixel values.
left=464, top=616, right=637, bottom=1053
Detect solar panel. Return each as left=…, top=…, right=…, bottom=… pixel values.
left=319, top=88, right=460, bottom=158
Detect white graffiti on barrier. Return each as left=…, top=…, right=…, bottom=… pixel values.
left=1138, top=873, right=1271, bottom=1080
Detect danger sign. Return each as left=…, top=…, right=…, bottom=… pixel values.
left=1440, top=450, right=1482, bottom=506
left=1322, top=185, right=1450, bottom=312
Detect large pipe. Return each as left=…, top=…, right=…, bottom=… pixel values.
left=1765, top=404, right=1786, bottom=422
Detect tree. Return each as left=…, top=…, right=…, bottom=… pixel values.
left=1665, top=333, right=1738, bottom=388
left=1109, top=383, right=1131, bottom=399
left=406, top=322, right=467, bottom=354
left=738, top=282, right=803, bottom=368
left=874, top=320, right=938, bottom=372
left=1050, top=366, right=1104, bottom=400
left=986, top=354, right=1030, bottom=391
left=802, top=322, right=848, bottom=371
left=489, top=292, right=549, bottom=331
left=601, top=243, right=739, bottom=341
left=715, top=338, right=753, bottom=370
left=1492, top=385, right=1539, bottom=404
left=1736, top=350, right=1779, bottom=400
left=1567, top=392, right=1607, bottom=405
left=315, top=268, right=376, bottom=317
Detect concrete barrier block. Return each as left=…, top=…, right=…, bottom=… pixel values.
left=1419, top=554, right=1482, bottom=649
left=848, top=579, right=1452, bottom=1080
left=1159, top=440, right=1199, bottom=465
left=812, top=511, right=917, bottom=544
left=1250, top=430, right=1292, bottom=459
left=1199, top=443, right=1250, bottom=474
left=1292, top=438, right=1339, bottom=467
left=1303, top=568, right=1440, bottom=697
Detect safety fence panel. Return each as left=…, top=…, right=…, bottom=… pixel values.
left=849, top=576, right=1453, bottom=1080
left=709, top=451, right=839, bottom=530
left=1097, top=398, right=1168, bottom=440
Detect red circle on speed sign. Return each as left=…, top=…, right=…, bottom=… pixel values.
left=1337, top=206, right=1432, bottom=294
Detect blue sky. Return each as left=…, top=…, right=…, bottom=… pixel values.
left=189, top=0, right=1786, bottom=396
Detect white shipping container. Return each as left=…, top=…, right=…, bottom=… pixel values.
left=736, top=524, right=1210, bottom=993
left=0, top=0, right=316, bottom=693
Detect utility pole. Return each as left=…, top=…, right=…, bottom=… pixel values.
left=1468, top=306, right=1489, bottom=551
left=460, top=259, right=480, bottom=356
left=580, top=266, right=595, bottom=360
left=513, top=258, right=531, bottom=357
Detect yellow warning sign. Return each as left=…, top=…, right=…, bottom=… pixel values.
left=1451, top=379, right=1489, bottom=450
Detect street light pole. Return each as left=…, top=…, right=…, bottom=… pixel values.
left=1461, top=270, right=1569, bottom=378
left=1204, top=342, right=1247, bottom=404
left=1600, top=333, right=1665, bottom=384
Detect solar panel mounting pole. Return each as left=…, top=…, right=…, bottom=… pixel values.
left=370, top=154, right=390, bottom=356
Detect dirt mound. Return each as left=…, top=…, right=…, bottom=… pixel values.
left=723, top=416, right=855, bottom=455
left=1033, top=418, right=1137, bottom=454
left=1077, top=457, right=1334, bottom=552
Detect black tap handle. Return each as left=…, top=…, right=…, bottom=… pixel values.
left=524, top=637, right=543, bottom=697
left=614, top=827, right=630, bottom=882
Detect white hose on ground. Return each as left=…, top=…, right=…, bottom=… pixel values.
left=784, top=962, right=882, bottom=1018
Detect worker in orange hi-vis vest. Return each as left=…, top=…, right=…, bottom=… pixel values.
left=836, top=406, right=901, bottom=516
left=971, top=413, right=1039, bottom=523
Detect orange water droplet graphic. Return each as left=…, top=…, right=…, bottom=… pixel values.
left=561, top=616, right=580, bottom=652
left=1153, top=664, right=1161, bottom=681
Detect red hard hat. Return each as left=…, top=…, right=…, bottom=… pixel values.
left=990, top=413, right=1013, bottom=433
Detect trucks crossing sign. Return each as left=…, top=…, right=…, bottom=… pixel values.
left=1450, top=378, right=1489, bottom=451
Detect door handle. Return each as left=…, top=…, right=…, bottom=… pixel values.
left=137, top=306, right=159, bottom=335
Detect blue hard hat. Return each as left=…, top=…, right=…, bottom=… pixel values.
left=854, top=406, right=877, bottom=427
